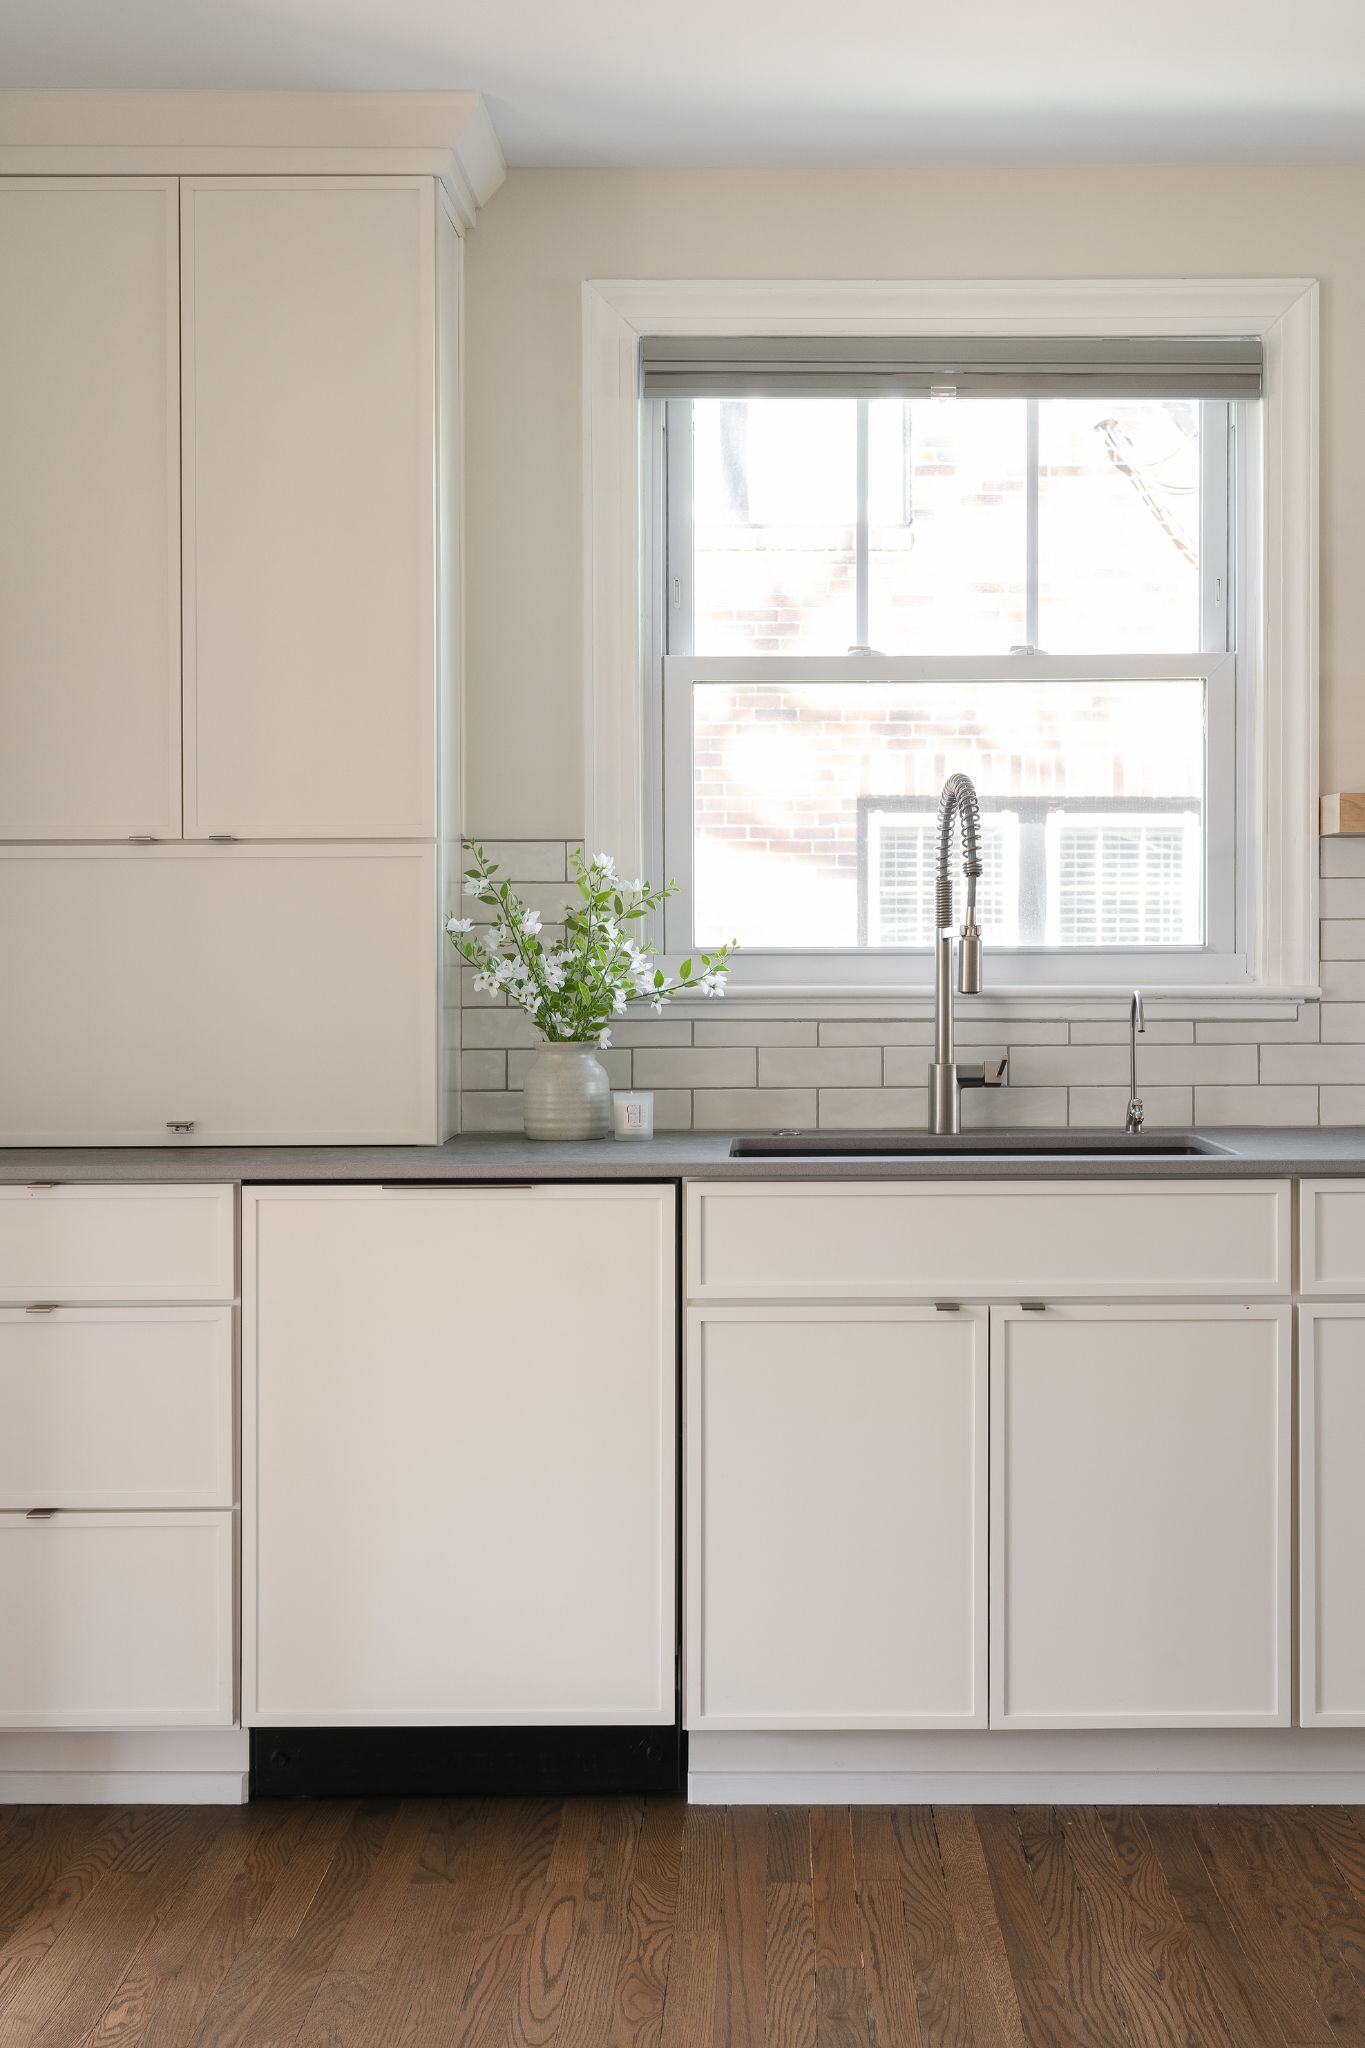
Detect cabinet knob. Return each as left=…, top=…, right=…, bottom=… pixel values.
left=166, top=1120, right=196, bottom=1135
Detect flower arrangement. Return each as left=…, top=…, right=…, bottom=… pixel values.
left=445, top=844, right=735, bottom=1047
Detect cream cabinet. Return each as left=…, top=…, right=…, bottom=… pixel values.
left=0, top=1183, right=237, bottom=1731
left=990, top=1302, right=1290, bottom=1729
left=0, top=844, right=440, bottom=1144
left=242, top=1185, right=676, bottom=1727
left=686, top=1307, right=986, bottom=1729
left=684, top=1179, right=1294, bottom=1737
left=1301, top=1301, right=1365, bottom=1724
left=181, top=178, right=439, bottom=840
left=0, top=178, right=180, bottom=841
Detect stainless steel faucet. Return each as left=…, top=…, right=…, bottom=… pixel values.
left=927, top=773, right=1008, bottom=1134
left=1125, top=990, right=1146, bottom=1133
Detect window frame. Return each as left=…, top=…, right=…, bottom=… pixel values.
left=583, top=276, right=1319, bottom=1005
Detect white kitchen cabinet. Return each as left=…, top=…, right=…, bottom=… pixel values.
left=1300, top=1305, right=1365, bottom=1724
left=181, top=178, right=439, bottom=840
left=686, top=1307, right=986, bottom=1729
left=0, top=1307, right=233, bottom=1510
left=0, top=1183, right=234, bottom=1304
left=242, top=1184, right=675, bottom=1726
left=0, top=178, right=180, bottom=840
left=686, top=1179, right=1290, bottom=1302
left=1299, top=1181, right=1365, bottom=1295
left=990, top=1302, right=1290, bottom=1729
left=0, top=844, right=440, bottom=1144
left=0, top=1511, right=235, bottom=1728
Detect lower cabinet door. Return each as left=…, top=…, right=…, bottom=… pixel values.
left=1300, top=1305, right=1365, bottom=1724
left=686, top=1307, right=987, bottom=1729
left=0, top=1511, right=235, bottom=1728
left=990, top=1303, right=1291, bottom=1729
left=242, top=1185, right=676, bottom=1726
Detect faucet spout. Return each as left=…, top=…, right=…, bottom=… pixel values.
left=928, top=773, right=1003, bottom=1134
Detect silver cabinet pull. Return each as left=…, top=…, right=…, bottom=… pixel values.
left=25, top=1182, right=56, bottom=1191
left=934, top=1300, right=962, bottom=1313
left=380, top=1182, right=535, bottom=1192
left=24, top=1304, right=57, bottom=1315
left=208, top=834, right=236, bottom=843
left=1021, top=1300, right=1048, bottom=1312
left=25, top=1508, right=57, bottom=1520
left=166, top=1121, right=195, bottom=1135
left=128, top=834, right=158, bottom=844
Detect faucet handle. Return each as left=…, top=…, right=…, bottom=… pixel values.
left=982, top=1056, right=1007, bottom=1087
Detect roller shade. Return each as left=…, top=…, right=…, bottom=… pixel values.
left=641, top=333, right=1263, bottom=400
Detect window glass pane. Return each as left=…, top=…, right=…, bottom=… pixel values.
left=1037, top=399, right=1202, bottom=652
left=691, top=399, right=856, bottom=653
left=690, top=678, right=1204, bottom=950
left=867, top=399, right=1027, bottom=652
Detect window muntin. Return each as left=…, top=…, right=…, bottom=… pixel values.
left=660, top=391, right=1242, bottom=980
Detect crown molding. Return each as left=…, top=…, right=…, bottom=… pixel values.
left=0, top=90, right=506, bottom=228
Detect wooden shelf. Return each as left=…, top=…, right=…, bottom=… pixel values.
left=1322, top=794, right=1365, bottom=836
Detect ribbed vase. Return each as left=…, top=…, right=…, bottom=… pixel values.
left=521, top=1041, right=611, bottom=1141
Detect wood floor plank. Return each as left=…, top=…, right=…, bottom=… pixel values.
left=1060, top=1804, right=1243, bottom=2048
left=890, top=1805, right=974, bottom=2048
left=1142, top=1807, right=1289, bottom=2048
left=608, top=1795, right=684, bottom=2048
left=4, top=1798, right=1365, bottom=2048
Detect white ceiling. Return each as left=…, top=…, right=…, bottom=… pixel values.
left=4, top=0, right=1365, bottom=168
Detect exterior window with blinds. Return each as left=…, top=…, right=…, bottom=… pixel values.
left=649, top=332, right=1256, bottom=987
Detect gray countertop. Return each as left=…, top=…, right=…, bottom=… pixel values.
left=4, top=1128, right=1365, bottom=1182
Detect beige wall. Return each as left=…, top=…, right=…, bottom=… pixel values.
left=464, top=165, right=1365, bottom=838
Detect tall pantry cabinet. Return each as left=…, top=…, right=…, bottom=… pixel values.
left=0, top=97, right=502, bottom=1143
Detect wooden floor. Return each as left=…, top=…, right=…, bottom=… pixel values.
left=6, top=1801, right=1365, bottom=2046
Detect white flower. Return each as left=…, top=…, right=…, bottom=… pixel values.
left=445, top=916, right=473, bottom=935
left=627, top=878, right=645, bottom=893
left=649, top=996, right=666, bottom=1015
left=521, top=909, right=543, bottom=936
left=462, top=876, right=484, bottom=898
left=592, top=851, right=617, bottom=879
left=598, top=1027, right=613, bottom=1049
left=612, top=991, right=628, bottom=1016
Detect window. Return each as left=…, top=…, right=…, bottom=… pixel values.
left=657, top=376, right=1245, bottom=985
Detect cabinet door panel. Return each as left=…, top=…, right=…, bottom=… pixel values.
left=0, top=1511, right=234, bottom=1728
left=0, top=845, right=437, bottom=1144
left=0, top=178, right=179, bottom=839
left=182, top=178, right=435, bottom=839
left=1301, top=1306, right=1365, bottom=1724
left=243, top=1185, right=675, bottom=1725
left=990, top=1303, right=1290, bottom=1729
left=687, top=1307, right=986, bottom=1728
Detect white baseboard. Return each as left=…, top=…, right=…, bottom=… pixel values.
left=0, top=1729, right=250, bottom=1803
left=689, top=1769, right=1365, bottom=1805
left=0, top=1770, right=248, bottom=1804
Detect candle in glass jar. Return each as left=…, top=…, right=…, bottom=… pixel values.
left=611, top=1091, right=655, bottom=1140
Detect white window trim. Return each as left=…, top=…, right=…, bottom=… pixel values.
left=582, top=276, right=1319, bottom=1005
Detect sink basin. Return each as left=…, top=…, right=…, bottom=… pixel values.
left=729, top=1129, right=1232, bottom=1159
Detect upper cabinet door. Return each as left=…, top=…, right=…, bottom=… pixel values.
left=181, top=178, right=437, bottom=840
left=0, top=179, right=180, bottom=841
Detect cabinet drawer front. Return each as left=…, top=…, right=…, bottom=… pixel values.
left=0, top=1185, right=234, bottom=1303
left=1300, top=1181, right=1365, bottom=1295
left=0, top=1308, right=232, bottom=1509
left=0, top=1511, right=234, bottom=1728
left=686, top=1179, right=1290, bottom=1300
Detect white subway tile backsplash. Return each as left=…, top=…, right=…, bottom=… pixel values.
left=1068, top=1086, right=1194, bottom=1128
left=695, top=1020, right=819, bottom=1047
left=634, top=1047, right=757, bottom=1088
left=1259, top=1043, right=1365, bottom=1084
left=467, top=880, right=576, bottom=924
left=692, top=1089, right=817, bottom=1133
left=453, top=837, right=1363, bottom=1135
left=1323, top=1005, right=1365, bottom=1042
left=818, top=1088, right=927, bottom=1130
left=760, top=1047, right=883, bottom=1088
left=1194, top=1086, right=1319, bottom=1125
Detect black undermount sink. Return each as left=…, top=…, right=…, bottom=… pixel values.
left=728, top=1130, right=1232, bottom=1159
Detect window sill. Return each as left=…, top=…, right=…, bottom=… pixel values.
left=665, top=984, right=1316, bottom=1023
